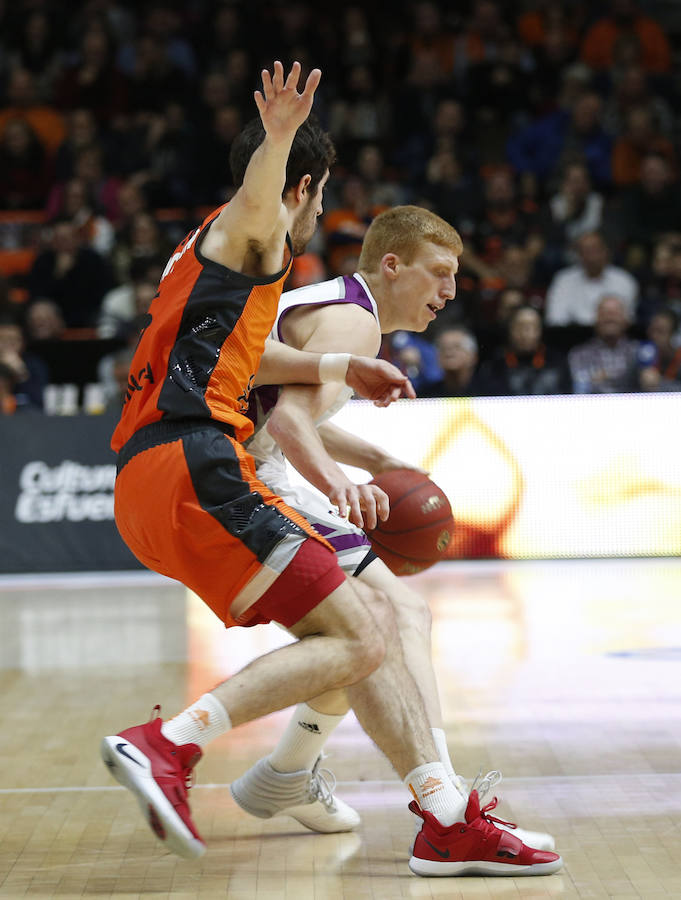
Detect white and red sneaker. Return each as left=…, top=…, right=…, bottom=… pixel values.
left=101, top=707, right=205, bottom=859
left=408, top=790, right=563, bottom=877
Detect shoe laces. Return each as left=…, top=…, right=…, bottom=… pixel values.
left=467, top=770, right=517, bottom=832
left=470, top=768, right=502, bottom=802
left=309, top=756, right=337, bottom=812
left=478, top=796, right=517, bottom=832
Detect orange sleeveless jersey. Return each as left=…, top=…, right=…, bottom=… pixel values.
left=111, top=206, right=293, bottom=452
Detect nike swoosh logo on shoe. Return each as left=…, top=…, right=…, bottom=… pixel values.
left=423, top=838, right=450, bottom=859
left=116, top=742, right=144, bottom=766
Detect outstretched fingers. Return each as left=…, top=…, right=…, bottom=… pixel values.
left=301, top=67, right=322, bottom=100
left=284, top=60, right=301, bottom=90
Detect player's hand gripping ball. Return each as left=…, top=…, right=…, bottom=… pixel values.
left=363, top=469, right=454, bottom=575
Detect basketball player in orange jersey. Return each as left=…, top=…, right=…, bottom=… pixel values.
left=101, top=62, right=561, bottom=877
left=230, top=205, right=556, bottom=856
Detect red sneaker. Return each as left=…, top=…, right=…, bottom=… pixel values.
left=409, top=790, right=562, bottom=877
left=101, top=707, right=205, bottom=859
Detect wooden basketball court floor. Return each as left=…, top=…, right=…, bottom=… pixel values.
left=0, top=558, right=680, bottom=899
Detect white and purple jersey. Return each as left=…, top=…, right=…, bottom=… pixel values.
left=245, top=273, right=380, bottom=575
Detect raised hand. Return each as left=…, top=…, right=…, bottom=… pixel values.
left=254, top=61, right=321, bottom=143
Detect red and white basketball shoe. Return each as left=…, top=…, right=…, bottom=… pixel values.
left=409, top=790, right=563, bottom=877
left=101, top=707, right=205, bottom=859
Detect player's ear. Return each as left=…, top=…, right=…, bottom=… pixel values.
left=294, top=174, right=312, bottom=204
left=382, top=253, right=400, bottom=280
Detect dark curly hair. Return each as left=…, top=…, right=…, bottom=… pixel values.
left=229, top=113, right=336, bottom=197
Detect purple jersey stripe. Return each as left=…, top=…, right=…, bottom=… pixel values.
left=327, top=532, right=372, bottom=552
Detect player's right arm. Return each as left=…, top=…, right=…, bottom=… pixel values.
left=201, top=61, right=321, bottom=274
left=255, top=339, right=416, bottom=405
left=317, top=421, right=427, bottom=476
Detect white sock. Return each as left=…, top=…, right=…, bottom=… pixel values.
left=405, top=761, right=467, bottom=827
left=161, top=693, right=232, bottom=747
left=269, top=702, right=345, bottom=773
left=431, top=727, right=455, bottom=779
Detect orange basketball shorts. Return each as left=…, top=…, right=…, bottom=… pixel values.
left=114, top=420, right=345, bottom=628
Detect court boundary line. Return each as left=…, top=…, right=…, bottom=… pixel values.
left=2, top=772, right=679, bottom=794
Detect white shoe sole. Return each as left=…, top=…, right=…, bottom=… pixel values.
left=101, top=735, right=205, bottom=859
left=408, top=855, right=563, bottom=877
left=283, top=801, right=360, bottom=833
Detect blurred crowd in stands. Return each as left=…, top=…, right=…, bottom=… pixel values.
left=1, top=0, right=681, bottom=415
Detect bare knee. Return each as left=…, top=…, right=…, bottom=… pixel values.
left=290, top=581, right=388, bottom=683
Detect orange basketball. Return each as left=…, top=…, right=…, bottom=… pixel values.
left=364, top=469, right=454, bottom=575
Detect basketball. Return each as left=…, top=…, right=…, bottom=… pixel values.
left=364, top=469, right=454, bottom=575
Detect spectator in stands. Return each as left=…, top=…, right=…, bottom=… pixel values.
left=580, top=0, right=671, bottom=74
left=123, top=33, right=190, bottom=116
left=453, top=0, right=509, bottom=84
left=0, top=311, right=49, bottom=409
left=355, top=143, right=406, bottom=208
left=0, top=67, right=66, bottom=156
left=383, top=330, right=443, bottom=396
left=420, top=149, right=478, bottom=229
left=9, top=10, right=63, bottom=98
left=111, top=212, right=171, bottom=284
left=52, top=177, right=115, bottom=256
left=602, top=64, right=674, bottom=138
left=53, top=108, right=99, bottom=182
left=98, top=267, right=161, bottom=341
left=328, top=64, right=392, bottom=155
left=507, top=90, right=612, bottom=188
left=27, top=219, right=114, bottom=328
left=638, top=236, right=681, bottom=324
left=323, top=177, right=387, bottom=276
left=201, top=6, right=245, bottom=73
left=477, top=304, right=572, bottom=395
left=545, top=231, right=638, bottom=326
left=47, top=143, right=122, bottom=223
left=55, top=23, right=128, bottom=124
left=420, top=326, right=482, bottom=397
left=406, top=1, right=456, bottom=85
left=568, top=294, right=639, bottom=392
left=464, top=32, right=535, bottom=129
left=614, top=154, right=681, bottom=264
left=611, top=106, right=676, bottom=187
left=196, top=103, right=242, bottom=205
left=518, top=11, right=577, bottom=114
left=398, top=98, right=476, bottom=193
left=24, top=299, right=65, bottom=342
left=128, top=4, right=197, bottom=80
left=542, top=162, right=604, bottom=269
left=0, top=362, right=18, bottom=415
left=638, top=308, right=681, bottom=392
left=135, top=101, right=196, bottom=208
left=459, top=168, right=542, bottom=278
left=0, top=118, right=49, bottom=209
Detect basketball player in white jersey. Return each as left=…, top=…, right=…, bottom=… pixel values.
left=230, top=205, right=556, bottom=854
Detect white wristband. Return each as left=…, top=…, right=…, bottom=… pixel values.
left=319, top=353, right=351, bottom=383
